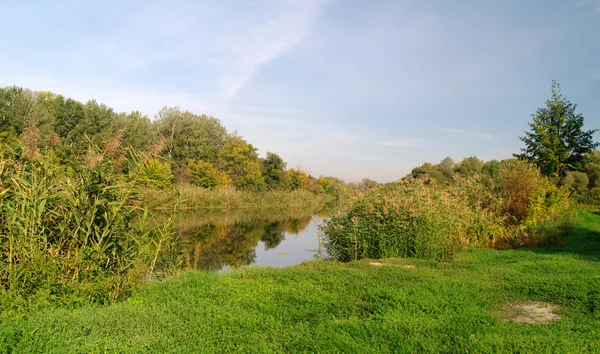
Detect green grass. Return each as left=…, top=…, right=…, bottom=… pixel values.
left=1, top=211, right=600, bottom=353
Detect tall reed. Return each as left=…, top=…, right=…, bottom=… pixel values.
left=0, top=140, right=175, bottom=309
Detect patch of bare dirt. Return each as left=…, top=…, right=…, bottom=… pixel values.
left=495, top=302, right=560, bottom=324
left=367, top=262, right=415, bottom=268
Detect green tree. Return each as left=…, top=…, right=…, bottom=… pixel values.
left=0, top=86, right=33, bottom=137
left=455, top=156, right=484, bottom=176
left=119, top=111, right=157, bottom=152
left=515, top=81, right=599, bottom=177
left=52, top=95, right=86, bottom=142
left=284, top=168, right=306, bottom=190
left=154, top=107, right=227, bottom=164
left=564, top=171, right=589, bottom=198
left=189, top=160, right=219, bottom=189
left=218, top=134, right=265, bottom=191
left=261, top=152, right=287, bottom=189
left=584, top=150, right=600, bottom=188
left=482, top=160, right=501, bottom=181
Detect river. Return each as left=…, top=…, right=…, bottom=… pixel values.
left=172, top=210, right=330, bottom=271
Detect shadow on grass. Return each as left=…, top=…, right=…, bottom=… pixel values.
left=526, top=212, right=600, bottom=262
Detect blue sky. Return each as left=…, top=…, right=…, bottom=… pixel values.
left=1, top=0, right=599, bottom=182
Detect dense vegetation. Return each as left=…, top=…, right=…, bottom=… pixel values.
left=0, top=85, right=365, bottom=200
left=1, top=211, right=598, bottom=352
left=322, top=159, right=574, bottom=261
left=0, top=85, right=358, bottom=310
left=0, top=81, right=598, bottom=353
left=0, top=138, right=178, bottom=310
left=323, top=83, right=598, bottom=261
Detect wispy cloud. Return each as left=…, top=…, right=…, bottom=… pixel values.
left=218, top=0, right=328, bottom=101
left=375, top=139, right=421, bottom=147
left=442, top=129, right=493, bottom=140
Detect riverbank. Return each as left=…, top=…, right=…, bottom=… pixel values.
left=1, top=211, right=599, bottom=352
left=140, top=185, right=340, bottom=212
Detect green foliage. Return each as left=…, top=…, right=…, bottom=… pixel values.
left=218, top=134, right=265, bottom=191
left=499, top=159, right=546, bottom=223
left=564, top=171, right=590, bottom=198
left=318, top=176, right=346, bottom=197
left=138, top=159, right=174, bottom=190
left=515, top=81, right=599, bottom=177
left=410, top=157, right=456, bottom=184
left=327, top=160, right=574, bottom=262
left=51, top=95, right=87, bottom=145
left=455, top=156, right=484, bottom=176
left=481, top=159, right=501, bottom=183
left=284, top=168, right=305, bottom=190
left=1, top=211, right=599, bottom=352
left=322, top=183, right=503, bottom=261
left=0, top=142, right=174, bottom=307
left=261, top=152, right=286, bottom=189
left=139, top=185, right=326, bottom=211
left=584, top=150, right=600, bottom=188
left=188, top=159, right=230, bottom=189
left=0, top=86, right=28, bottom=136
left=119, top=111, right=158, bottom=152
left=155, top=107, right=227, bottom=165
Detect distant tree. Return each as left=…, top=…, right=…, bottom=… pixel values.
left=455, top=156, right=484, bottom=176
left=481, top=160, right=501, bottom=182
left=218, top=134, right=265, bottom=191
left=564, top=171, right=589, bottom=198
left=52, top=95, right=86, bottom=141
left=360, top=178, right=379, bottom=190
left=0, top=86, right=29, bottom=136
left=154, top=107, right=228, bottom=164
left=261, top=152, right=287, bottom=189
left=119, top=111, right=157, bottom=152
left=284, top=168, right=307, bottom=190
left=584, top=150, right=600, bottom=188
left=440, top=156, right=455, bottom=169
left=189, top=160, right=219, bottom=189
left=318, top=176, right=346, bottom=197
left=515, top=81, right=599, bottom=178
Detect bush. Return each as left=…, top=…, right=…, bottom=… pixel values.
left=189, top=160, right=230, bottom=189
left=322, top=161, right=574, bottom=262
left=321, top=182, right=503, bottom=261
left=138, top=158, right=173, bottom=189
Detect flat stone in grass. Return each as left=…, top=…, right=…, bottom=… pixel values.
left=496, top=302, right=560, bottom=324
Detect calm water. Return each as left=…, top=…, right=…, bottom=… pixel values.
left=174, top=211, right=327, bottom=271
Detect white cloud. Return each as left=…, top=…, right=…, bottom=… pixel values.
left=218, top=0, right=328, bottom=101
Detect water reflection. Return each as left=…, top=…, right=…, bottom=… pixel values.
left=176, top=212, right=321, bottom=271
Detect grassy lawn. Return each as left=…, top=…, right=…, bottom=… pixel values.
left=1, top=212, right=599, bottom=353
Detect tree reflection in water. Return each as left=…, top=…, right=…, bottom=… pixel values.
left=177, top=213, right=313, bottom=271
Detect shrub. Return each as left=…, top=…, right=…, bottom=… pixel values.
left=138, top=158, right=173, bottom=189
left=499, top=160, right=542, bottom=223
left=189, top=160, right=231, bottom=190
left=322, top=161, right=574, bottom=262
left=321, top=182, right=503, bottom=261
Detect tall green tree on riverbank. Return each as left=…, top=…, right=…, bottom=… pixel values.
left=155, top=107, right=228, bottom=164
left=515, top=81, right=598, bottom=178
left=261, top=152, right=286, bottom=189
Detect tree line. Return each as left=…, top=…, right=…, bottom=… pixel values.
left=407, top=82, right=599, bottom=204
left=0, top=86, right=360, bottom=197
